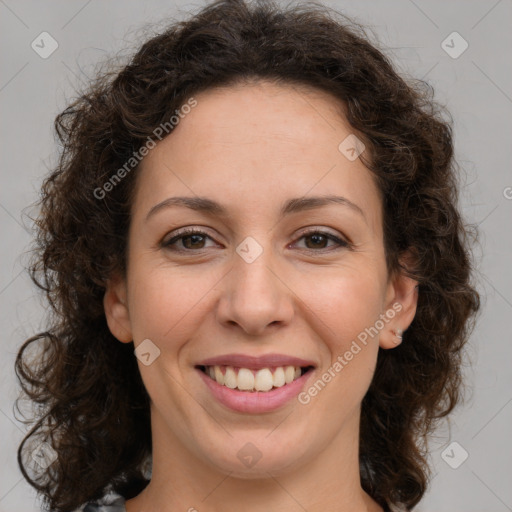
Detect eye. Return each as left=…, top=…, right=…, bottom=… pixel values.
left=292, top=228, right=350, bottom=252
left=162, top=228, right=217, bottom=252
left=161, top=227, right=351, bottom=254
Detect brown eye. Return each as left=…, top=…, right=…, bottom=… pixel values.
left=162, top=229, right=215, bottom=252
left=304, top=233, right=329, bottom=249
left=181, top=233, right=207, bottom=249
left=162, top=227, right=350, bottom=254
left=294, top=229, right=350, bottom=252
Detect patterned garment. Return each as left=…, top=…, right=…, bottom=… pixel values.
left=75, top=457, right=151, bottom=511
left=77, top=491, right=127, bottom=512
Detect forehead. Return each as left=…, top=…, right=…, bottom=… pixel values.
left=133, top=81, right=382, bottom=231
left=173, top=80, right=353, bottom=150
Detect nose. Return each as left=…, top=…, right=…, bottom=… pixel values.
left=216, top=243, right=294, bottom=336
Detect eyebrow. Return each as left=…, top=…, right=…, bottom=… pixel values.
left=145, top=194, right=366, bottom=222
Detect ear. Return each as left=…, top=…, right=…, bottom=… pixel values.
left=379, top=251, right=419, bottom=349
left=103, top=272, right=133, bottom=343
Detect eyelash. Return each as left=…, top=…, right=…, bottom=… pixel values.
left=161, top=227, right=351, bottom=254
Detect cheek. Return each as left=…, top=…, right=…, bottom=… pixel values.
left=298, top=278, right=383, bottom=410
left=302, top=267, right=386, bottom=348
left=288, top=270, right=385, bottom=452
left=295, top=267, right=385, bottom=397
left=126, top=262, right=220, bottom=346
left=127, top=280, right=172, bottom=342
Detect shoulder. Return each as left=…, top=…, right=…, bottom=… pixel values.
left=74, top=490, right=126, bottom=512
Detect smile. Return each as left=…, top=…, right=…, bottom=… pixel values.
left=197, top=364, right=314, bottom=392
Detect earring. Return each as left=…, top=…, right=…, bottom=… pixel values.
left=395, top=328, right=403, bottom=340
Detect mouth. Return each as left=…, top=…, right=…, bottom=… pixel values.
left=195, top=364, right=315, bottom=393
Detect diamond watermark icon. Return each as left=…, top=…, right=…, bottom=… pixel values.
left=236, top=236, right=263, bottom=263
left=441, top=32, right=468, bottom=59
left=441, top=441, right=469, bottom=469
left=135, top=338, right=161, bottom=366
left=237, top=442, right=263, bottom=468
left=338, top=134, right=365, bottom=161
left=32, top=441, right=57, bottom=469
left=31, top=32, right=59, bottom=59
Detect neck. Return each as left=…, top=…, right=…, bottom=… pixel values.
left=125, top=407, right=383, bottom=512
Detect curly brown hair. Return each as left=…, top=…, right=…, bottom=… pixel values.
left=15, top=0, right=480, bottom=510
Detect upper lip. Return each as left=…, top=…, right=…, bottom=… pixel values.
left=196, top=353, right=316, bottom=370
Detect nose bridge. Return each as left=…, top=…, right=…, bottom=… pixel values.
left=217, top=235, right=293, bottom=334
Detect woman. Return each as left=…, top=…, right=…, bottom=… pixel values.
left=15, top=0, right=480, bottom=511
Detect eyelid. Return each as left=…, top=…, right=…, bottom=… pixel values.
left=161, top=225, right=352, bottom=252
left=292, top=227, right=351, bottom=250
left=162, top=227, right=218, bottom=247
left=295, top=226, right=350, bottom=242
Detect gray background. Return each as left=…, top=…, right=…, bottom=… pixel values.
left=1, top=0, right=511, bottom=510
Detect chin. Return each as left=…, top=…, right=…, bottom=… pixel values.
left=199, top=435, right=310, bottom=478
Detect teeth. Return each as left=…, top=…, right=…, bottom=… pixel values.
left=255, top=368, right=273, bottom=391
left=285, top=365, right=295, bottom=384
left=237, top=368, right=254, bottom=390
left=203, top=364, right=307, bottom=392
left=214, top=365, right=225, bottom=385
left=273, top=367, right=285, bottom=387
left=224, top=367, right=237, bottom=389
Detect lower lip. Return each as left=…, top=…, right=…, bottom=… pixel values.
left=196, top=368, right=314, bottom=414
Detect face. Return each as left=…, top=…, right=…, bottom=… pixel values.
left=105, top=80, right=418, bottom=478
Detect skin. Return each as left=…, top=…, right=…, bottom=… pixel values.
left=104, top=80, right=418, bottom=512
